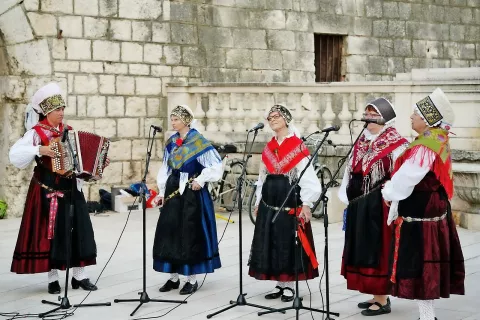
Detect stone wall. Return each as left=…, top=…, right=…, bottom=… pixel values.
left=1, top=0, right=479, bottom=216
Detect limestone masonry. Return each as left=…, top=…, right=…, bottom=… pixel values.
left=0, top=0, right=479, bottom=217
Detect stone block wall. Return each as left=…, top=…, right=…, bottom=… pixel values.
left=1, top=0, right=479, bottom=216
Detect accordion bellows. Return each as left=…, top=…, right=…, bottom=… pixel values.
left=50, top=131, right=110, bottom=181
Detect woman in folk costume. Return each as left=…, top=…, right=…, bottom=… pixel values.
left=153, top=105, right=223, bottom=295
left=382, top=88, right=465, bottom=320
left=248, top=104, right=321, bottom=302
left=338, top=98, right=409, bottom=316
left=9, top=83, right=101, bottom=294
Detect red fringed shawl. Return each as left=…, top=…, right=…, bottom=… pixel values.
left=262, top=135, right=309, bottom=174
left=393, top=128, right=453, bottom=199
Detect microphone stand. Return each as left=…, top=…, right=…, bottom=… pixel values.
left=207, top=128, right=281, bottom=319
left=40, top=130, right=111, bottom=317
left=114, top=127, right=186, bottom=316
left=309, top=122, right=367, bottom=319
left=258, top=130, right=339, bottom=319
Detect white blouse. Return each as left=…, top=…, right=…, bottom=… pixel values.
left=254, top=134, right=321, bottom=208
left=9, top=129, right=84, bottom=191
left=156, top=147, right=223, bottom=197
left=382, top=145, right=437, bottom=225
left=337, top=130, right=407, bottom=205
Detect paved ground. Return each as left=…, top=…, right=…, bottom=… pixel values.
left=1, top=208, right=479, bottom=320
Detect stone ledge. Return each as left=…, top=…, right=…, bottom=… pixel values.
left=452, top=149, right=480, bottom=162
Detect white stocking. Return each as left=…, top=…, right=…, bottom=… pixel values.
left=72, top=267, right=87, bottom=281
left=169, top=273, right=179, bottom=282
left=48, top=269, right=59, bottom=283
left=186, top=274, right=196, bottom=284
left=417, top=300, right=435, bottom=320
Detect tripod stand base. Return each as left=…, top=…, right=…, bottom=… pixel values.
left=258, top=296, right=339, bottom=318
left=206, top=293, right=284, bottom=319
left=39, top=297, right=111, bottom=318
left=114, top=291, right=186, bottom=317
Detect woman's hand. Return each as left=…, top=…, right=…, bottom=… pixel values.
left=299, top=205, right=312, bottom=223
left=104, top=157, right=110, bottom=168
left=254, top=206, right=258, bottom=217
left=384, top=200, right=391, bottom=207
left=153, top=195, right=164, bottom=207
left=191, top=181, right=202, bottom=191
left=39, top=146, right=56, bottom=158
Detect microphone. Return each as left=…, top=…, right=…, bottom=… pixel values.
left=248, top=122, right=264, bottom=132
left=151, top=125, right=162, bottom=132
left=358, top=118, right=386, bottom=125
left=61, top=128, right=69, bottom=143
left=321, top=125, right=340, bottom=133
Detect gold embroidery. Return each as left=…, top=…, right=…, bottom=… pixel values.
left=416, top=96, right=443, bottom=126
left=39, top=95, right=66, bottom=115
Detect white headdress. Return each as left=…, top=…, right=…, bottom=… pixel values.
left=414, top=88, right=455, bottom=131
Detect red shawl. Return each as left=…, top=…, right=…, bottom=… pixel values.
left=352, top=127, right=408, bottom=176
left=262, top=135, right=309, bottom=174
left=33, top=119, right=71, bottom=145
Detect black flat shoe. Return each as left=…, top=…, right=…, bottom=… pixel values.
left=71, top=278, right=97, bottom=291
left=281, top=287, right=295, bottom=302
left=159, top=279, right=180, bottom=292
left=48, top=281, right=61, bottom=294
left=180, top=281, right=198, bottom=295
left=358, top=297, right=390, bottom=309
left=361, top=301, right=391, bottom=316
left=264, top=286, right=283, bottom=299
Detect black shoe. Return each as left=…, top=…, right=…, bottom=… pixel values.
left=361, top=301, right=391, bottom=316
left=180, top=281, right=198, bottom=295
left=358, top=297, right=390, bottom=309
left=48, top=281, right=61, bottom=294
left=71, top=278, right=98, bottom=291
left=159, top=279, right=180, bottom=292
left=281, top=287, right=295, bottom=302
left=264, top=286, right=283, bottom=299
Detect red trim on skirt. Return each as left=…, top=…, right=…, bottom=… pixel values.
left=341, top=202, right=393, bottom=295
left=11, top=174, right=96, bottom=274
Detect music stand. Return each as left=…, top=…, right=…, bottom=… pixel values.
left=258, top=130, right=340, bottom=319
left=114, top=127, right=186, bottom=316
left=207, top=129, right=281, bottom=319
left=40, top=129, right=111, bottom=318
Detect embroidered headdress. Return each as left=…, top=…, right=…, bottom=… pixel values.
left=264, top=104, right=302, bottom=137
left=31, top=83, right=66, bottom=116
left=265, top=104, right=293, bottom=124
left=415, top=88, right=454, bottom=131
left=171, top=104, right=194, bottom=126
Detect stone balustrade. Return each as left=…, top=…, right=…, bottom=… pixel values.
left=167, top=69, right=480, bottom=152
left=166, top=68, right=480, bottom=229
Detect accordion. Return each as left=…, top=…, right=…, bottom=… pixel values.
left=50, top=131, right=110, bottom=181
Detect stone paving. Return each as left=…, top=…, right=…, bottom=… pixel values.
left=1, top=208, right=479, bottom=320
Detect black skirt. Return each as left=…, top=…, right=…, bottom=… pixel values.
left=248, top=175, right=318, bottom=281
left=153, top=173, right=208, bottom=265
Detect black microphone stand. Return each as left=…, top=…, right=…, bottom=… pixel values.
left=258, top=130, right=339, bottom=319
left=40, top=130, right=111, bottom=318
left=114, top=127, right=186, bottom=316
left=309, top=122, right=368, bottom=319
left=207, top=128, right=281, bottom=319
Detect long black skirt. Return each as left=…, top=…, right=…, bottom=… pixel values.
left=248, top=174, right=318, bottom=281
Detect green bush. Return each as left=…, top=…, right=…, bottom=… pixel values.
left=0, top=200, right=7, bottom=219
